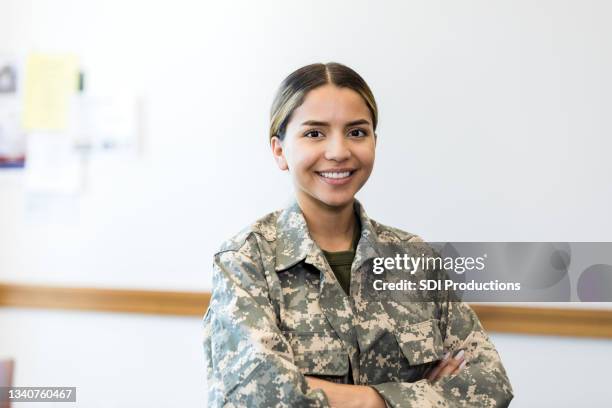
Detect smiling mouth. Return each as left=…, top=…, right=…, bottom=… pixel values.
left=316, top=170, right=355, bottom=179
left=315, top=170, right=357, bottom=185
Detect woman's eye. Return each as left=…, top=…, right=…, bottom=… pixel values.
left=349, top=128, right=368, bottom=137
left=304, top=130, right=324, bottom=138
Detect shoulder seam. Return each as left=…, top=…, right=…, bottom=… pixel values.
left=214, top=230, right=273, bottom=255
left=371, top=219, right=422, bottom=241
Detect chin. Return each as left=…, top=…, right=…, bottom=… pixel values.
left=316, top=194, right=355, bottom=209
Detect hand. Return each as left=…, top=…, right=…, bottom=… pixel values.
left=425, top=349, right=467, bottom=383
left=305, top=376, right=386, bottom=408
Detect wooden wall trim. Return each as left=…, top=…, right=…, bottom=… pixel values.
left=471, top=304, right=612, bottom=339
left=1, top=283, right=611, bottom=338
left=0, top=283, right=209, bottom=316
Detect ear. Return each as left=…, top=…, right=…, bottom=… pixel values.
left=270, top=136, right=289, bottom=171
left=374, top=132, right=378, bottom=147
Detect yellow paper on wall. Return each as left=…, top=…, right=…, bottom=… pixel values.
left=22, top=53, right=79, bottom=131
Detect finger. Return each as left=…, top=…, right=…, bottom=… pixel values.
left=452, top=360, right=467, bottom=375
left=426, top=351, right=449, bottom=381
left=426, top=362, right=445, bottom=381
left=426, top=351, right=450, bottom=381
left=437, top=349, right=464, bottom=379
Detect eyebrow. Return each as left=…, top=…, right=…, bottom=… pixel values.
left=300, top=119, right=371, bottom=128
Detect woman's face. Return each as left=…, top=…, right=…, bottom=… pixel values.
left=272, top=84, right=376, bottom=210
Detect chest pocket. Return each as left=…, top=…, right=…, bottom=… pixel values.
left=394, top=319, right=444, bottom=365
left=283, top=330, right=350, bottom=377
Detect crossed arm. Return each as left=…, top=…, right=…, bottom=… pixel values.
left=305, top=349, right=467, bottom=408
left=203, top=243, right=513, bottom=407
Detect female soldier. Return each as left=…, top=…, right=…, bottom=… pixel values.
left=203, top=62, right=513, bottom=407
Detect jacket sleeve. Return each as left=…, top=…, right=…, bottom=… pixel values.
left=203, top=237, right=330, bottom=407
left=370, top=299, right=514, bottom=408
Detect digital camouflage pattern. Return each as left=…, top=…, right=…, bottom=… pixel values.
left=203, top=200, right=514, bottom=407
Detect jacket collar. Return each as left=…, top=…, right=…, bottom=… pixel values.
left=274, top=199, right=381, bottom=272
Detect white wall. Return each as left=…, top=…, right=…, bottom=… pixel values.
left=492, top=332, right=612, bottom=407
left=0, top=308, right=207, bottom=408
left=1, top=1, right=611, bottom=406
left=2, top=0, right=612, bottom=289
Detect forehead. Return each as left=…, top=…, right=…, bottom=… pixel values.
left=289, top=84, right=371, bottom=125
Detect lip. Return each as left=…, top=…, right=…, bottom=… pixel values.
left=315, top=169, right=357, bottom=186
left=316, top=168, right=356, bottom=173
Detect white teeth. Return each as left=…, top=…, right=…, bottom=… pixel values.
left=319, top=171, right=351, bottom=179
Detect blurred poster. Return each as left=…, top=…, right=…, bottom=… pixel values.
left=0, top=100, right=25, bottom=168
left=0, top=59, right=18, bottom=94
left=0, top=57, right=25, bottom=168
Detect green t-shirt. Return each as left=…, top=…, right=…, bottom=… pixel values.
left=321, top=217, right=361, bottom=296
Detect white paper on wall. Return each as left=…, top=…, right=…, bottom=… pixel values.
left=24, top=132, right=83, bottom=194
left=73, top=94, right=142, bottom=154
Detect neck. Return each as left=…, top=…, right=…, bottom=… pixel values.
left=297, top=194, right=357, bottom=252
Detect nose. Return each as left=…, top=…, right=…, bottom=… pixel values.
left=324, top=134, right=351, bottom=162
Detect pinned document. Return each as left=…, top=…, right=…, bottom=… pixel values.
left=22, top=53, right=79, bottom=131
left=24, top=132, right=82, bottom=194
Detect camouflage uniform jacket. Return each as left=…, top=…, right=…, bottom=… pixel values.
left=203, top=199, right=514, bottom=407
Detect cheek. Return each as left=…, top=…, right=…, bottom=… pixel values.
left=356, top=145, right=376, bottom=169
left=290, top=146, right=320, bottom=172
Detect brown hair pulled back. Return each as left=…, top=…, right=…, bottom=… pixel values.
left=269, top=62, right=378, bottom=141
